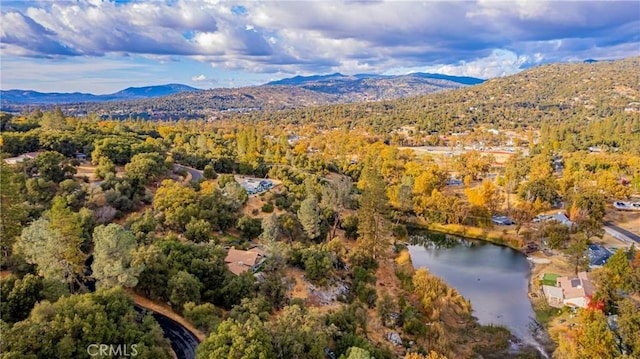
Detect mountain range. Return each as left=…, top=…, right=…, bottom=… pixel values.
left=0, top=84, right=199, bottom=105
left=0, top=72, right=484, bottom=111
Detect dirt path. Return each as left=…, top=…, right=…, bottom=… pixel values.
left=127, top=291, right=206, bottom=342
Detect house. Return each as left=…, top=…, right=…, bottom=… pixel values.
left=3, top=151, right=41, bottom=165
left=542, top=272, right=594, bottom=308
left=587, top=244, right=612, bottom=268
left=534, top=212, right=573, bottom=227
left=240, top=178, right=273, bottom=195
left=224, top=247, right=266, bottom=276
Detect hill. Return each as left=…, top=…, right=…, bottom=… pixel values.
left=0, top=84, right=199, bottom=105
left=1, top=73, right=482, bottom=117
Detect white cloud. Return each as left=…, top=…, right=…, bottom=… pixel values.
left=192, top=74, right=207, bottom=81
left=1, top=0, right=638, bottom=83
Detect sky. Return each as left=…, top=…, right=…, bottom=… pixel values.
left=1, top=0, right=639, bottom=94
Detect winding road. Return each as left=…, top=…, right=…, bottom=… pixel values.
left=175, top=165, right=203, bottom=181
left=134, top=305, right=200, bottom=359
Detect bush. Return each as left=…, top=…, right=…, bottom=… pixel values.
left=261, top=202, right=274, bottom=213
left=341, top=215, right=359, bottom=240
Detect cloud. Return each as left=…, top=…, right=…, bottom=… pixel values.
left=191, top=74, right=207, bottom=81
left=1, top=0, right=638, bottom=81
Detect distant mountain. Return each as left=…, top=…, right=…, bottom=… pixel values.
left=406, top=73, right=485, bottom=85
left=1, top=73, right=483, bottom=118
left=266, top=72, right=483, bottom=86
left=1, top=84, right=199, bottom=104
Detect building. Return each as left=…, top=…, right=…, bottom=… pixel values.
left=587, top=244, right=612, bottom=268
left=534, top=212, right=574, bottom=228
left=3, top=151, right=41, bottom=165
left=542, top=271, right=594, bottom=308
left=240, top=178, right=273, bottom=195
left=224, top=247, right=266, bottom=276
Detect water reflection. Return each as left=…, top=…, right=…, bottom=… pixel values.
left=408, top=231, right=545, bottom=355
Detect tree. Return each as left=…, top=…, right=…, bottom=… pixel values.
left=92, top=224, right=143, bottom=288
left=272, top=305, right=331, bottom=359
left=569, top=187, right=606, bottom=223
left=452, top=150, right=493, bottom=180
left=94, top=156, right=116, bottom=180
left=617, top=298, right=640, bottom=355
left=16, top=198, right=87, bottom=291
left=260, top=214, right=281, bottom=242
left=169, top=271, right=203, bottom=310
left=125, top=152, right=167, bottom=185
left=185, top=218, right=213, bottom=243
left=464, top=179, right=503, bottom=215
left=518, top=177, right=559, bottom=204
left=223, top=181, right=248, bottom=212
left=0, top=163, right=26, bottom=261
left=554, top=308, right=617, bottom=359
left=131, top=245, right=170, bottom=300
left=203, top=164, right=217, bottom=180
left=342, top=347, right=373, bottom=359
left=321, top=176, right=353, bottom=239
left=298, top=196, right=322, bottom=240
left=565, top=237, right=588, bottom=275
left=357, top=164, right=390, bottom=260
left=34, top=151, right=76, bottom=183
left=0, top=274, right=43, bottom=323
left=1, top=287, right=171, bottom=358
left=196, top=315, right=275, bottom=359
left=183, top=302, right=221, bottom=335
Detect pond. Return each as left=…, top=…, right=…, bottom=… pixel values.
left=407, top=231, right=547, bottom=355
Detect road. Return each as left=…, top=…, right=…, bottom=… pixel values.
left=134, top=305, right=200, bottom=359
left=175, top=165, right=203, bottom=181
left=604, top=222, right=640, bottom=244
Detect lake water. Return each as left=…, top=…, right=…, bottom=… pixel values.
left=407, top=231, right=545, bottom=354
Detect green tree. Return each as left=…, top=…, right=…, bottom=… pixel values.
left=260, top=214, right=281, bottom=242
left=16, top=198, right=87, bottom=291
left=223, top=181, right=248, bottom=211
left=183, top=302, right=221, bottom=335
left=169, top=270, right=203, bottom=310
left=321, top=176, right=353, bottom=239
left=0, top=163, right=26, bottom=261
left=272, top=305, right=331, bottom=359
left=203, top=164, right=217, bottom=180
left=125, top=152, right=167, bottom=185
left=185, top=218, right=213, bottom=243
left=617, top=298, right=640, bottom=355
left=92, top=224, right=143, bottom=288
left=298, top=196, right=322, bottom=240
left=0, top=274, right=43, bottom=323
left=34, top=151, right=76, bottom=183
left=357, top=164, right=390, bottom=260
left=196, top=315, right=275, bottom=359
left=131, top=245, right=169, bottom=300
left=0, top=287, right=171, bottom=358
left=94, top=156, right=116, bottom=180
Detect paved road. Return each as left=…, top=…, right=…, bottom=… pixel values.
left=175, top=165, right=203, bottom=181
left=604, top=222, right=640, bottom=244
left=134, top=305, right=200, bottom=359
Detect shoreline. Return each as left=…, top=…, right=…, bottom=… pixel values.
left=406, top=221, right=555, bottom=356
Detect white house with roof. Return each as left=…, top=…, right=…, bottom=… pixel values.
left=542, top=272, right=594, bottom=308
left=3, top=151, right=41, bottom=165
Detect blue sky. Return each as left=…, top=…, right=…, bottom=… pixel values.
left=1, top=0, right=639, bottom=94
